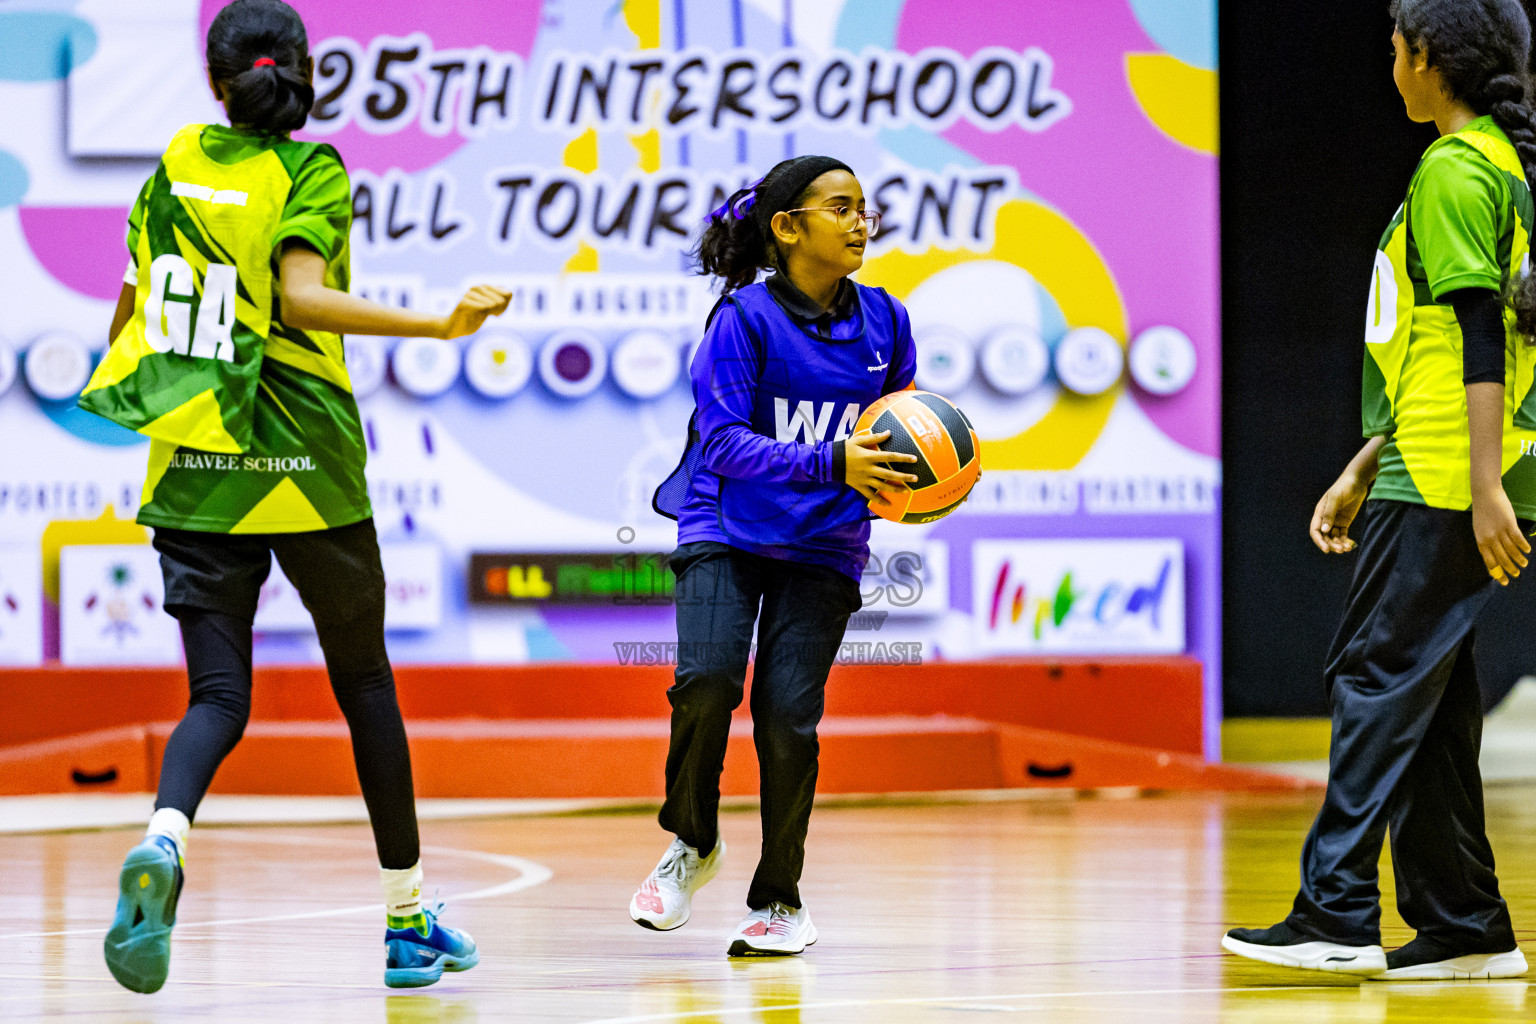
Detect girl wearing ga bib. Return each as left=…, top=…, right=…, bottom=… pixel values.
left=630, top=156, right=919, bottom=955
left=84, top=0, right=510, bottom=994
left=1223, top=0, right=1536, bottom=981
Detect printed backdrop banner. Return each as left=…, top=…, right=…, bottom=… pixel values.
left=0, top=1, right=1221, bottom=754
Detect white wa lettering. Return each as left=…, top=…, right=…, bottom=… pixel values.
left=833, top=403, right=859, bottom=441
left=773, top=399, right=862, bottom=443
left=774, top=399, right=828, bottom=443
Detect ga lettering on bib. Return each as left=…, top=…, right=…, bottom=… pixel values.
left=79, top=123, right=299, bottom=452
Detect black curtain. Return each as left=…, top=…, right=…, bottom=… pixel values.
left=1220, top=0, right=1536, bottom=716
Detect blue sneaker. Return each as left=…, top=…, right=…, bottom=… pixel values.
left=104, top=835, right=184, bottom=993
left=384, top=904, right=479, bottom=988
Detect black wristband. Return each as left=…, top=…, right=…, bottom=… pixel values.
left=832, top=438, right=847, bottom=484
left=1450, top=287, right=1506, bottom=386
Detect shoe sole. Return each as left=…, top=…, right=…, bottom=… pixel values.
left=1221, top=934, right=1386, bottom=975
left=629, top=840, right=726, bottom=931
left=384, top=948, right=480, bottom=989
left=104, top=846, right=180, bottom=994
left=727, top=924, right=818, bottom=958
left=633, top=916, right=671, bottom=932
left=1368, top=949, right=1528, bottom=981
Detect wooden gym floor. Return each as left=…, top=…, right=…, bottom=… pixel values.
left=6, top=787, right=1536, bottom=1022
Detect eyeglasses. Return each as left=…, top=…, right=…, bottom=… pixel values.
left=781, top=205, right=881, bottom=234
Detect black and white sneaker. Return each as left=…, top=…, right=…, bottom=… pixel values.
left=1367, top=936, right=1528, bottom=981
left=1222, top=921, right=1386, bottom=975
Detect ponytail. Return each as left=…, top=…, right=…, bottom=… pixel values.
left=693, top=182, right=773, bottom=293
left=206, top=0, right=314, bottom=134
left=689, top=154, right=854, bottom=293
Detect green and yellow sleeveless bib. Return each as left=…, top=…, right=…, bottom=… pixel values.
left=80, top=123, right=282, bottom=451
left=1363, top=116, right=1536, bottom=517
left=82, top=123, right=370, bottom=534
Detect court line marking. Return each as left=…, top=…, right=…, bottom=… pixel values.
left=576, top=984, right=1444, bottom=1023
left=1, top=833, right=552, bottom=941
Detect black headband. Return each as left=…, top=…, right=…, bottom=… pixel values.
left=751, top=155, right=853, bottom=233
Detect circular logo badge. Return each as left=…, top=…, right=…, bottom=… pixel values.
left=24, top=331, right=92, bottom=402
left=344, top=336, right=387, bottom=399
left=1128, top=325, right=1198, bottom=396
left=914, top=326, right=975, bottom=394
left=611, top=329, right=680, bottom=399
left=391, top=336, right=461, bottom=398
left=0, top=337, right=17, bottom=399
left=979, top=325, right=1050, bottom=395
left=538, top=329, right=607, bottom=399
left=1054, top=327, right=1124, bottom=396
left=464, top=330, right=534, bottom=399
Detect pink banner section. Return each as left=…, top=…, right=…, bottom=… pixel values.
left=198, top=0, right=542, bottom=173
left=899, top=0, right=1219, bottom=457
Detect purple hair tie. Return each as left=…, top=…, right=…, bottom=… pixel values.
left=708, top=176, right=765, bottom=224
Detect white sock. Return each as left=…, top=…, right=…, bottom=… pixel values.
left=381, top=861, right=424, bottom=922
left=146, top=808, right=190, bottom=864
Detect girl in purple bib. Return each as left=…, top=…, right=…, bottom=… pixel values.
left=633, top=155, right=919, bottom=955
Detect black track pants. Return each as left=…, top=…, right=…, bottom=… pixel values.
left=658, top=541, right=862, bottom=910
left=1285, top=500, right=1518, bottom=950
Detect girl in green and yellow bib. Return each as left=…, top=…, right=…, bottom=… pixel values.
left=1224, top=0, right=1536, bottom=981
left=83, top=0, right=510, bottom=995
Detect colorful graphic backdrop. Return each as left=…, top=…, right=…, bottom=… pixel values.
left=0, top=1, right=1221, bottom=755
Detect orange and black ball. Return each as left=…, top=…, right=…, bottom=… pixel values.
left=855, top=390, right=981, bottom=524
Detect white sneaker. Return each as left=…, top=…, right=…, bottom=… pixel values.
left=727, top=902, right=817, bottom=957
left=1368, top=947, right=1528, bottom=981
left=1222, top=929, right=1386, bottom=975
left=629, top=836, right=724, bottom=931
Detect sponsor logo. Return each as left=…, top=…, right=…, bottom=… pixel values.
left=59, top=545, right=180, bottom=666
left=469, top=552, right=675, bottom=605
left=972, top=539, right=1185, bottom=654
left=987, top=558, right=1172, bottom=637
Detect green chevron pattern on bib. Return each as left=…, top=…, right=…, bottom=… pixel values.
left=82, top=123, right=371, bottom=534
left=79, top=123, right=296, bottom=452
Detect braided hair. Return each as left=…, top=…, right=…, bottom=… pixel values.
left=1391, top=0, right=1536, bottom=335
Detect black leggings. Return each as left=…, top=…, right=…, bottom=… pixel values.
left=152, top=519, right=419, bottom=870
